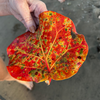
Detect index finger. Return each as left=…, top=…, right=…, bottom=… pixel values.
left=15, top=0, right=36, bottom=31
left=29, top=1, right=47, bottom=18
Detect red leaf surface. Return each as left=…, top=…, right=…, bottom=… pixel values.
left=7, top=11, right=88, bottom=85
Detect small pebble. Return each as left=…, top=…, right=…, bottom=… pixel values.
left=98, top=15, right=100, bottom=19
left=58, top=0, right=65, bottom=3
left=97, top=37, right=100, bottom=42
left=97, top=44, right=100, bottom=53
left=67, top=2, right=71, bottom=5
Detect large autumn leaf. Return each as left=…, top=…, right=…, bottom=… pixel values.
left=7, top=11, right=88, bottom=85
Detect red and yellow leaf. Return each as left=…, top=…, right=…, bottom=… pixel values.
left=7, top=11, right=88, bottom=85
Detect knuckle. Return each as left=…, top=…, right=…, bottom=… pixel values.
left=39, top=1, right=46, bottom=6
left=24, top=17, right=33, bottom=23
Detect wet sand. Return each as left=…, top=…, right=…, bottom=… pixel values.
left=0, top=0, right=100, bottom=100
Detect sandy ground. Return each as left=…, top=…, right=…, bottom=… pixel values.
left=0, top=0, right=100, bottom=100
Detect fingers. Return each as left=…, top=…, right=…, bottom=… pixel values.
left=29, top=1, right=47, bottom=18
left=9, top=0, right=47, bottom=33
left=10, top=8, right=27, bottom=28
left=14, top=0, right=36, bottom=33
left=31, top=12, right=39, bottom=26
left=29, top=1, right=47, bottom=27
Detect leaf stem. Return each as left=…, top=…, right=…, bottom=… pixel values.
left=39, top=21, right=50, bottom=73
left=45, top=60, right=50, bottom=72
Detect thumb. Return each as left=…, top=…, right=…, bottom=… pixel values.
left=15, top=0, right=36, bottom=33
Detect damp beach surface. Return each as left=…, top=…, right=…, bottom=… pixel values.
left=0, top=0, right=100, bottom=100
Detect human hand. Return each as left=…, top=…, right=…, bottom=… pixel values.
left=8, top=0, right=47, bottom=33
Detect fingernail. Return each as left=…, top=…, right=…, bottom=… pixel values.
left=29, top=26, right=35, bottom=33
